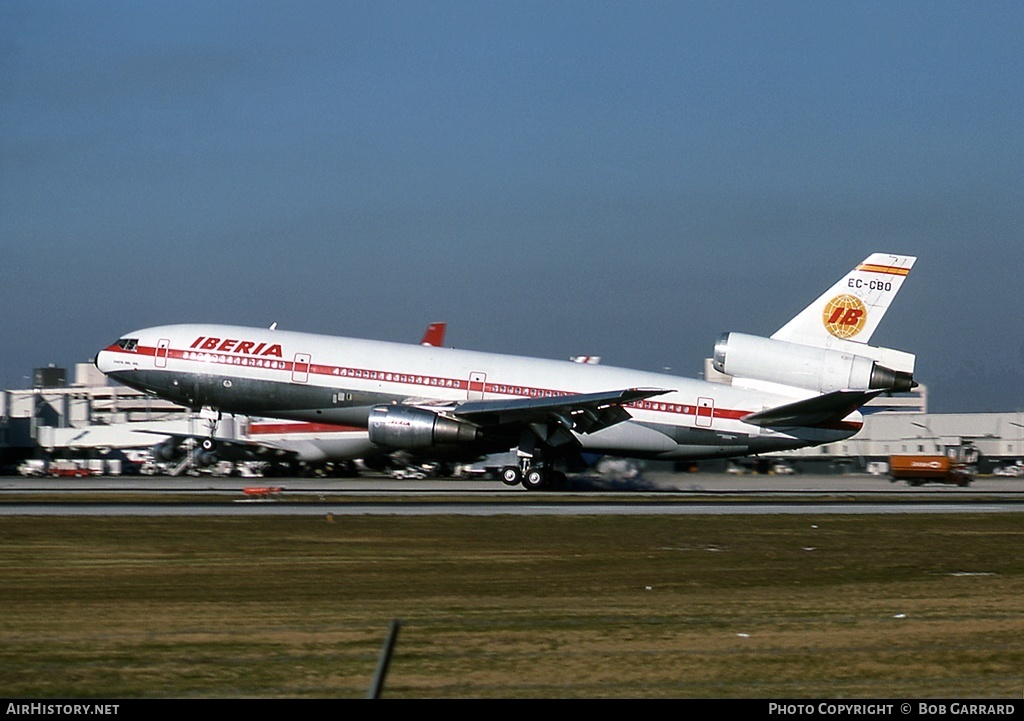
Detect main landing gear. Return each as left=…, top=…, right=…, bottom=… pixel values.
left=500, top=462, right=567, bottom=491
left=501, top=429, right=570, bottom=490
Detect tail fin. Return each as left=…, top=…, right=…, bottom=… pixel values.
left=419, top=322, right=447, bottom=347
left=713, top=253, right=917, bottom=393
left=771, top=253, right=916, bottom=348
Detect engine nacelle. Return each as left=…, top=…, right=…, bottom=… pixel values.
left=152, top=439, right=181, bottom=462
left=368, top=405, right=481, bottom=449
left=713, top=333, right=915, bottom=394
left=193, top=448, right=219, bottom=467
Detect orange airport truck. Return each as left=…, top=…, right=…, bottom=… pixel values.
left=888, top=455, right=972, bottom=487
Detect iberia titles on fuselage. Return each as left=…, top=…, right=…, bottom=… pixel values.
left=95, top=253, right=917, bottom=488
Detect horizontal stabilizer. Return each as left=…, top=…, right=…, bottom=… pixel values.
left=741, top=389, right=883, bottom=428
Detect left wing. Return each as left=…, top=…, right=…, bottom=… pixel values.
left=447, top=387, right=671, bottom=443
left=366, top=387, right=675, bottom=457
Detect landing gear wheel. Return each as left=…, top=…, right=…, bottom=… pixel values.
left=501, top=466, right=523, bottom=486
left=522, top=468, right=548, bottom=491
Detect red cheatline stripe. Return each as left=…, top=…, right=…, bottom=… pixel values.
left=247, top=422, right=365, bottom=435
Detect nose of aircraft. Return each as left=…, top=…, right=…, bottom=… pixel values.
left=94, top=347, right=111, bottom=376
left=94, top=342, right=122, bottom=378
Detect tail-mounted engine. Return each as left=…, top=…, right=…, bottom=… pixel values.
left=713, top=332, right=915, bottom=394
left=368, top=405, right=481, bottom=449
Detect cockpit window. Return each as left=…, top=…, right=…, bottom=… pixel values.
left=116, top=338, right=139, bottom=351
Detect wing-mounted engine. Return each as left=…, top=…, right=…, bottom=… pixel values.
left=713, top=332, right=915, bottom=394
left=366, top=388, right=672, bottom=470
left=368, top=405, right=482, bottom=449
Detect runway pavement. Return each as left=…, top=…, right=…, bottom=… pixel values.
left=2, top=470, right=1023, bottom=492
left=1, top=472, right=1021, bottom=516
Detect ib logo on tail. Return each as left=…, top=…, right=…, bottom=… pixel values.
left=822, top=294, right=868, bottom=339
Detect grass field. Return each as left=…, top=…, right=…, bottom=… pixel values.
left=0, top=513, right=1022, bottom=698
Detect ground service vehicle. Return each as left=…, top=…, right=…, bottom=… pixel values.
left=888, top=455, right=972, bottom=487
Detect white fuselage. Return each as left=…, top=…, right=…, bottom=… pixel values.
left=95, top=323, right=861, bottom=461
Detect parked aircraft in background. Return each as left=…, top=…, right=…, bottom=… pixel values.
left=96, top=253, right=917, bottom=489
left=419, top=322, right=446, bottom=347
left=146, top=418, right=378, bottom=476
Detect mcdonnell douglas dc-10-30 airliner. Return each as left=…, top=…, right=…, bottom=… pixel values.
left=96, top=253, right=917, bottom=489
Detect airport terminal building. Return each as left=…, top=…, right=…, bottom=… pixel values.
left=2, top=363, right=1022, bottom=475
left=0, top=363, right=205, bottom=472
left=775, top=404, right=1024, bottom=474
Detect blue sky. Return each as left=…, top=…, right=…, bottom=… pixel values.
left=2, top=1, right=1022, bottom=412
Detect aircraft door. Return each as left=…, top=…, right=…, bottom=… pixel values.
left=696, top=397, right=714, bottom=428
left=292, top=353, right=311, bottom=383
left=468, top=372, right=486, bottom=400
left=156, top=338, right=170, bottom=368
